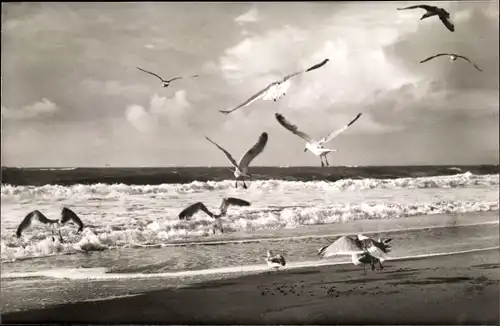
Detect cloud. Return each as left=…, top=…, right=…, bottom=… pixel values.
left=125, top=90, right=192, bottom=133
left=1, top=98, right=59, bottom=120
left=81, top=78, right=150, bottom=97
left=234, top=8, right=259, bottom=25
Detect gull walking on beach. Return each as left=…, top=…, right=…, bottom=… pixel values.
left=420, top=53, right=483, bottom=72
left=219, top=58, right=329, bottom=115
left=265, top=250, right=286, bottom=272
left=274, top=112, right=362, bottom=168
left=178, top=197, right=251, bottom=234
left=136, top=66, right=199, bottom=88
left=317, top=235, right=392, bottom=274
left=205, top=132, right=268, bottom=189
left=397, top=4, right=454, bottom=32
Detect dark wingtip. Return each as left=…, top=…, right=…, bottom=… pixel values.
left=219, top=110, right=230, bottom=115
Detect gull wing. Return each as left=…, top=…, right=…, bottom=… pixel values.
left=179, top=202, right=214, bottom=220
left=205, top=136, right=239, bottom=169
left=318, top=113, right=362, bottom=145
left=274, top=113, right=314, bottom=143
left=457, top=55, right=483, bottom=72
left=420, top=53, right=451, bottom=64
left=237, top=132, right=269, bottom=169
left=60, top=207, right=84, bottom=232
left=397, top=5, right=437, bottom=11
left=439, top=14, right=455, bottom=32
left=365, top=242, right=390, bottom=262
left=318, top=236, right=364, bottom=258
left=219, top=83, right=276, bottom=114
left=16, top=210, right=58, bottom=237
left=166, top=75, right=200, bottom=83
left=219, top=197, right=251, bottom=216
left=136, top=66, right=165, bottom=82
left=282, top=58, right=330, bottom=82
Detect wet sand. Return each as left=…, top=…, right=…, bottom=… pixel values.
left=2, top=248, right=499, bottom=325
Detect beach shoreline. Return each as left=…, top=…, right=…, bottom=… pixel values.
left=2, top=248, right=499, bottom=325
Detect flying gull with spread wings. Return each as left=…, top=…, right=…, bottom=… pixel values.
left=397, top=4, right=454, bottom=32
left=219, top=58, right=330, bottom=115
left=137, top=66, right=199, bottom=88
left=275, top=112, right=362, bottom=168
left=420, top=53, right=482, bottom=72
left=317, top=234, right=393, bottom=274
left=16, top=210, right=61, bottom=239
left=205, top=132, right=268, bottom=188
left=178, top=197, right=251, bottom=234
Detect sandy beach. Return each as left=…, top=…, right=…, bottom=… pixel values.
left=2, top=248, right=499, bottom=325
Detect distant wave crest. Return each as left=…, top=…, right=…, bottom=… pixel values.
left=1, top=172, right=498, bottom=198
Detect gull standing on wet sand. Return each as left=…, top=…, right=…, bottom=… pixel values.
left=178, top=197, right=251, bottom=234
left=205, top=132, right=268, bottom=189
left=136, top=66, right=199, bottom=88
left=420, top=53, right=483, bottom=72
left=317, top=234, right=393, bottom=274
left=219, top=58, right=330, bottom=115
left=265, top=250, right=287, bottom=272
left=274, top=112, right=362, bottom=168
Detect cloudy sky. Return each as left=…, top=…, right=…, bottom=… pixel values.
left=1, top=1, right=498, bottom=167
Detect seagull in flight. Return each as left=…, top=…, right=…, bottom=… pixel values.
left=397, top=4, right=454, bottom=32
left=178, top=197, right=251, bottom=234
left=420, top=53, right=483, bottom=72
left=265, top=250, right=286, bottom=272
left=219, top=58, right=330, bottom=115
left=275, top=112, right=362, bottom=168
left=205, top=132, right=268, bottom=189
left=317, top=234, right=393, bottom=274
left=136, top=66, right=199, bottom=88
left=60, top=207, right=85, bottom=234
left=15, top=210, right=61, bottom=239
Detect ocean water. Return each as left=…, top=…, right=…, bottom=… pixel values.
left=1, top=166, right=499, bottom=284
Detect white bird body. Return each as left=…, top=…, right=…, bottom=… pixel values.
left=265, top=250, right=286, bottom=271
left=219, top=58, right=329, bottom=114
left=275, top=112, right=362, bottom=168
left=205, top=132, right=268, bottom=188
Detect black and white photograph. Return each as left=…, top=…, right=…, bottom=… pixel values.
left=1, top=1, right=499, bottom=324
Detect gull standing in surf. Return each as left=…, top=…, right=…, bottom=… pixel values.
left=219, top=58, right=329, bottom=115
left=274, top=112, right=362, bottom=168
left=178, top=197, right=251, bottom=234
left=317, top=235, right=393, bottom=274
left=265, top=250, right=287, bottom=272
left=136, top=66, right=199, bottom=88
left=205, top=132, right=268, bottom=189
left=420, top=53, right=483, bottom=72
left=397, top=5, right=454, bottom=32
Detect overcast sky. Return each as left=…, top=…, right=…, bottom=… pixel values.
left=1, top=1, right=498, bottom=167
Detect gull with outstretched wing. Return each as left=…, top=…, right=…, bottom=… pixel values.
left=275, top=112, right=362, bottom=167
left=397, top=4, right=454, bottom=32
left=420, top=53, right=482, bottom=72
left=137, top=66, right=199, bottom=88
left=205, top=132, right=268, bottom=188
left=219, top=58, right=329, bottom=115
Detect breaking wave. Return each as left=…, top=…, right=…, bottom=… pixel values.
left=2, top=172, right=498, bottom=199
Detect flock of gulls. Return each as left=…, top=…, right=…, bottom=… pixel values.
left=14, top=4, right=483, bottom=274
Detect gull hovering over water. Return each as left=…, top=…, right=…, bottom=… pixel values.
left=15, top=207, right=85, bottom=241
left=219, top=58, right=330, bottom=115
left=420, top=53, right=483, bottom=72
left=317, top=234, right=393, bottom=274
left=205, top=132, right=268, bottom=189
left=16, top=210, right=61, bottom=239
left=397, top=5, right=454, bottom=32
left=178, top=197, right=251, bottom=234
left=136, top=66, right=199, bottom=88
left=265, top=250, right=286, bottom=271
left=275, top=112, right=362, bottom=168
